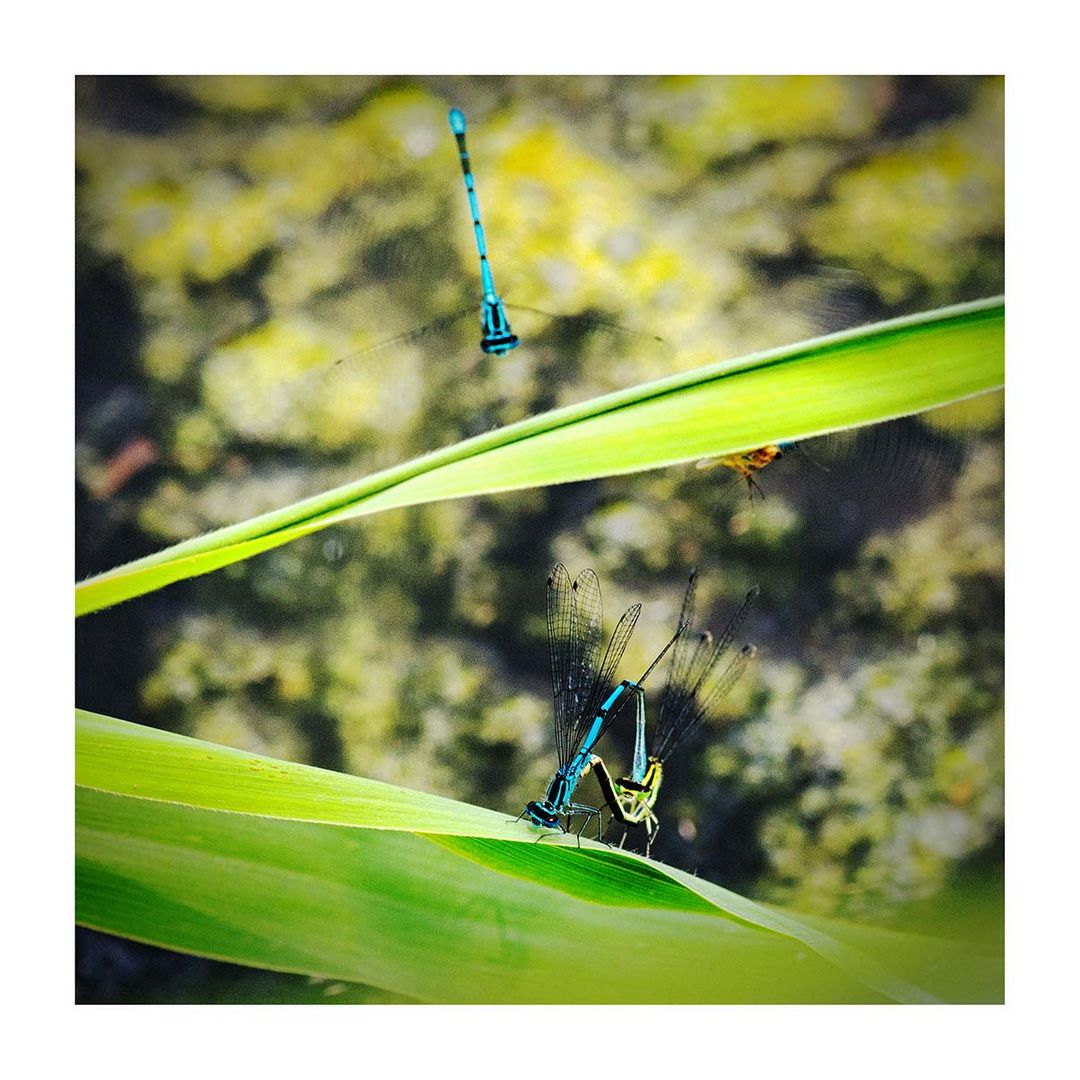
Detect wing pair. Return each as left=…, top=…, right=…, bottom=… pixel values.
left=546, top=563, right=752, bottom=769
left=652, top=573, right=759, bottom=764
left=546, top=564, right=642, bottom=768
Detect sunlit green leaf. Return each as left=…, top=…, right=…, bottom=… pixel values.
left=75, top=298, right=1002, bottom=616
left=76, top=710, right=1003, bottom=1003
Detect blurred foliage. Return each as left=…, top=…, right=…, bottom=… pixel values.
left=741, top=442, right=1003, bottom=920
left=76, top=75, right=1003, bottom=998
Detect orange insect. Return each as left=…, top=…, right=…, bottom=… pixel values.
left=696, top=443, right=788, bottom=499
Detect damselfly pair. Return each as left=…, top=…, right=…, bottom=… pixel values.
left=520, top=564, right=758, bottom=854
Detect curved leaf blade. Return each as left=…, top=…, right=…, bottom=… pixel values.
left=76, top=710, right=1002, bottom=1003
left=76, top=298, right=1003, bottom=616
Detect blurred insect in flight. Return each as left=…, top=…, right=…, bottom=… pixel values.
left=691, top=283, right=971, bottom=504
left=696, top=417, right=970, bottom=513
left=696, top=445, right=791, bottom=500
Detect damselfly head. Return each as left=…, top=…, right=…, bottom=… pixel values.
left=524, top=799, right=560, bottom=829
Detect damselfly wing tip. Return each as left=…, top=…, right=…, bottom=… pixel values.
left=570, top=567, right=598, bottom=592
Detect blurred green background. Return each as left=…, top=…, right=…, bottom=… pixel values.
left=75, top=75, right=1003, bottom=1003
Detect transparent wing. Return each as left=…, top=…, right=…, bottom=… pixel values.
left=653, top=643, right=756, bottom=763
left=546, top=563, right=576, bottom=766
left=653, top=586, right=759, bottom=763
left=698, top=645, right=758, bottom=721
left=200, top=300, right=482, bottom=453
left=568, top=602, right=642, bottom=756
left=781, top=416, right=974, bottom=540
left=833, top=417, right=969, bottom=490
left=304, top=300, right=672, bottom=399
left=659, top=569, right=701, bottom=717
left=504, top=303, right=673, bottom=363
left=320, top=307, right=477, bottom=387
left=565, top=604, right=691, bottom=764
left=709, top=584, right=760, bottom=657
left=657, top=629, right=714, bottom=744
left=546, top=564, right=611, bottom=768
left=655, top=643, right=757, bottom=764
left=633, top=618, right=691, bottom=691
left=214, top=300, right=674, bottom=453
left=568, top=568, right=604, bottom=744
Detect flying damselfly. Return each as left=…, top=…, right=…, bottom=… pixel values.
left=519, top=563, right=686, bottom=844
left=205, top=105, right=671, bottom=454
left=326, top=106, right=667, bottom=373
left=589, top=571, right=758, bottom=855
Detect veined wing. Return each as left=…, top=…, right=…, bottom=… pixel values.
left=567, top=568, right=604, bottom=752
left=546, top=564, right=606, bottom=767
left=659, top=569, right=701, bottom=718
left=569, top=601, right=691, bottom=759
left=653, top=585, right=759, bottom=763
left=568, top=600, right=643, bottom=757
left=546, top=564, right=575, bottom=766
left=322, top=307, right=476, bottom=386
left=210, top=300, right=675, bottom=456
left=503, top=303, right=672, bottom=363
left=316, top=301, right=669, bottom=394
left=710, top=584, right=760, bottom=657
left=652, top=643, right=756, bottom=764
